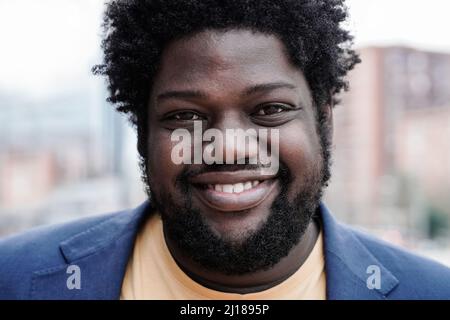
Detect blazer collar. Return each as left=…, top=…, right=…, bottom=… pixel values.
left=30, top=201, right=399, bottom=299
left=30, top=201, right=152, bottom=299
left=320, top=203, right=399, bottom=299
left=58, top=201, right=151, bottom=263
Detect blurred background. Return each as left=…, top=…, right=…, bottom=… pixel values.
left=0, top=0, right=449, bottom=265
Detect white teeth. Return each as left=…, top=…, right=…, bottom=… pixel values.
left=233, top=183, right=244, bottom=193
left=223, top=184, right=233, bottom=193
left=210, top=181, right=261, bottom=194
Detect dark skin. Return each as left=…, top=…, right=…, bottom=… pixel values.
left=145, top=29, right=332, bottom=293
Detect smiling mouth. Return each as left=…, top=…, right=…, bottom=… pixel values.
left=189, top=171, right=278, bottom=212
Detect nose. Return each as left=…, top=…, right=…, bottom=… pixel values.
left=209, top=113, right=259, bottom=165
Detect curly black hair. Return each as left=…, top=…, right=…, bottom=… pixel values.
left=93, top=0, right=360, bottom=159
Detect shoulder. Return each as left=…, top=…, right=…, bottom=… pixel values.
left=0, top=211, right=121, bottom=299
left=350, top=226, right=450, bottom=299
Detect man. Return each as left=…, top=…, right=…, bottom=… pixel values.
left=1, top=0, right=450, bottom=300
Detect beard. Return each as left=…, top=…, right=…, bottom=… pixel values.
left=146, top=158, right=328, bottom=276
left=141, top=120, right=331, bottom=276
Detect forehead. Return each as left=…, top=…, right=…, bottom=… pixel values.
left=152, top=29, right=311, bottom=101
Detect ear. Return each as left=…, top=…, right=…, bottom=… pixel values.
left=323, top=90, right=336, bottom=126
left=322, top=103, right=333, bottom=126
left=320, top=103, right=334, bottom=142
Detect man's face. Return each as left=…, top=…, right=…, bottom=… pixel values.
left=144, top=30, right=330, bottom=274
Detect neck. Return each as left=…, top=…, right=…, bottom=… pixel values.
left=163, top=218, right=320, bottom=294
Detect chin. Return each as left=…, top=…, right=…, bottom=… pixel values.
left=199, top=207, right=271, bottom=246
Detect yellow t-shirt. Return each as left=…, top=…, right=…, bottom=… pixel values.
left=120, top=212, right=326, bottom=300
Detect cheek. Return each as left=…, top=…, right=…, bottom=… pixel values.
left=146, top=130, right=181, bottom=191
left=278, top=121, right=322, bottom=186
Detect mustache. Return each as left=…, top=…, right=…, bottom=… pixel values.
left=176, top=161, right=292, bottom=188
left=180, top=163, right=262, bottom=179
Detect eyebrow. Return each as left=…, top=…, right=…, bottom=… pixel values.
left=243, top=82, right=297, bottom=96
left=156, top=82, right=297, bottom=103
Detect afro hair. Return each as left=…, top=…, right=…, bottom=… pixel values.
left=93, top=0, right=360, bottom=156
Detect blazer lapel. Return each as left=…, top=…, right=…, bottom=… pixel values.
left=320, top=203, right=400, bottom=299
left=29, top=201, right=152, bottom=300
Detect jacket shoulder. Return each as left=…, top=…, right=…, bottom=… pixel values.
left=351, top=227, right=450, bottom=299
left=0, top=211, right=123, bottom=299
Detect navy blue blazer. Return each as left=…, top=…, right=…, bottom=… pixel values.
left=0, top=201, right=449, bottom=300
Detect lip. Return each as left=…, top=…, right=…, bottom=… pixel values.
left=190, top=171, right=278, bottom=212
left=189, top=170, right=276, bottom=185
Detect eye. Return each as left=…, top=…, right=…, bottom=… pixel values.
left=253, top=103, right=293, bottom=116
left=169, top=111, right=202, bottom=121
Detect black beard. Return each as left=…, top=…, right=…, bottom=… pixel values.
left=140, top=115, right=332, bottom=275
left=148, top=159, right=326, bottom=276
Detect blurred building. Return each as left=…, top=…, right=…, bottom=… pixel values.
left=0, top=151, right=56, bottom=210
left=325, top=46, right=450, bottom=243
left=0, top=82, right=145, bottom=236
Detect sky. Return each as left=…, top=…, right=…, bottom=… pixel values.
left=1, top=0, right=450, bottom=98
left=0, top=0, right=104, bottom=97
left=346, top=0, right=450, bottom=52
